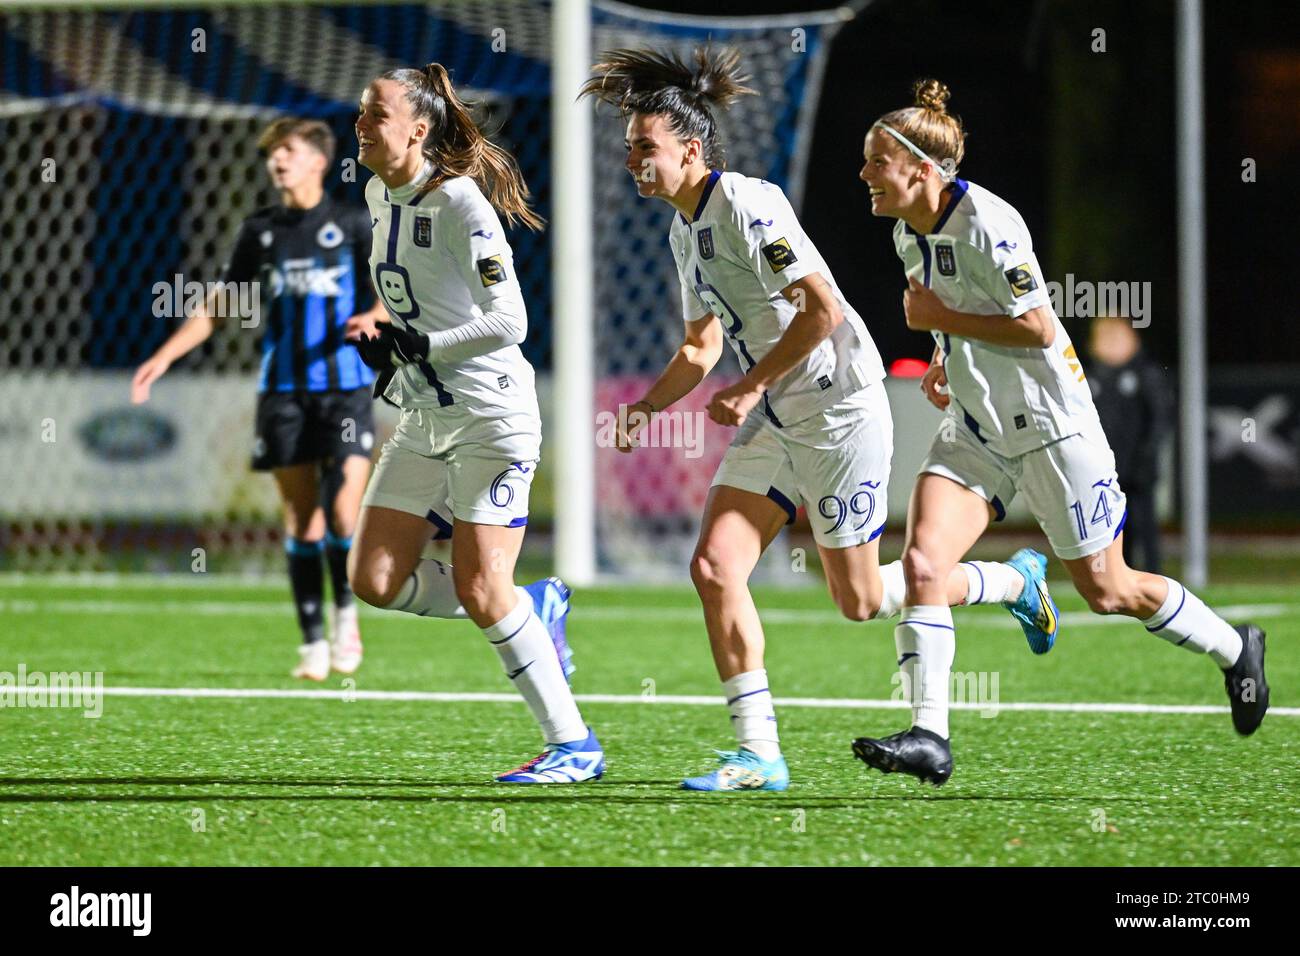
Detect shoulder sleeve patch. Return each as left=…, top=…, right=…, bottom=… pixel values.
left=477, top=255, right=508, bottom=287
left=761, top=237, right=798, bottom=273
left=1004, top=263, right=1038, bottom=297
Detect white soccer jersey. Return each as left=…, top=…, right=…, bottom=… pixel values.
left=892, top=178, right=1099, bottom=458
left=670, top=170, right=885, bottom=427
left=365, top=164, right=537, bottom=415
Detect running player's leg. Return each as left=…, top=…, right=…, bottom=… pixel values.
left=898, top=474, right=992, bottom=725
left=1025, top=428, right=1267, bottom=735
left=806, top=387, right=1036, bottom=626
left=348, top=425, right=466, bottom=618
left=1060, top=534, right=1266, bottom=736
left=439, top=449, right=600, bottom=783
left=348, top=503, right=437, bottom=608
left=681, top=484, right=790, bottom=791
left=851, top=471, right=993, bottom=787
left=274, top=463, right=330, bottom=679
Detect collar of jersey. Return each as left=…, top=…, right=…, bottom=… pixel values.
left=679, top=168, right=721, bottom=226
left=904, top=177, right=969, bottom=237
left=384, top=160, right=435, bottom=205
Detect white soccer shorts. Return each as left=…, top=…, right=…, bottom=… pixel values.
left=919, top=417, right=1128, bottom=560
left=711, top=382, right=894, bottom=549
left=361, top=404, right=541, bottom=533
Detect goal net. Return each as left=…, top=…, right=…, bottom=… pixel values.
left=0, top=0, right=850, bottom=576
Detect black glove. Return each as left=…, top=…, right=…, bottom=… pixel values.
left=356, top=323, right=429, bottom=371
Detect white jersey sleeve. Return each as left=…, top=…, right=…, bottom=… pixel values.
left=724, top=179, right=819, bottom=299
left=956, top=238, right=1050, bottom=319
left=425, top=186, right=527, bottom=362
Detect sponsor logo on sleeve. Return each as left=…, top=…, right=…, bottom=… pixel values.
left=477, top=255, right=508, bottom=286
left=761, top=237, right=797, bottom=273
left=1005, top=263, right=1038, bottom=297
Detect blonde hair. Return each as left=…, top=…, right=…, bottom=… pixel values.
left=876, top=79, right=965, bottom=172
left=378, top=63, right=544, bottom=231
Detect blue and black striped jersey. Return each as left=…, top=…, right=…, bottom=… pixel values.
left=222, top=194, right=376, bottom=393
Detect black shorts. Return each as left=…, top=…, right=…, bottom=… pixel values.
left=252, top=387, right=376, bottom=472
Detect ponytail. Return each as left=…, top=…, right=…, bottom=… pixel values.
left=579, top=45, right=756, bottom=169
left=379, top=63, right=544, bottom=231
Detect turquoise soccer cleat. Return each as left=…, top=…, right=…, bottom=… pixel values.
left=524, top=576, right=575, bottom=682
left=681, top=747, right=790, bottom=792
left=1003, top=548, right=1060, bottom=655
left=495, top=727, right=605, bottom=784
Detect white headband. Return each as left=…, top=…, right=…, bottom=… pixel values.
left=873, top=122, right=955, bottom=182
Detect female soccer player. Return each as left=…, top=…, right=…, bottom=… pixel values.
left=346, top=63, right=601, bottom=784
left=580, top=48, right=1054, bottom=792
left=132, top=118, right=386, bottom=681
left=853, top=80, right=1269, bottom=785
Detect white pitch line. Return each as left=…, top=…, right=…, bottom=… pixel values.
left=0, top=597, right=1293, bottom=628
left=59, top=685, right=1300, bottom=717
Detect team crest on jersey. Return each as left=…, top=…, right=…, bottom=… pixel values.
left=316, top=222, right=344, bottom=249
left=259, top=230, right=274, bottom=248
left=761, top=237, right=797, bottom=273
left=697, top=227, right=715, bottom=260
left=936, top=243, right=957, bottom=277
left=412, top=213, right=433, bottom=248
left=1005, top=263, right=1038, bottom=297
left=477, top=255, right=507, bottom=286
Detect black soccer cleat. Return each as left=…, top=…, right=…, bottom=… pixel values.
left=1224, top=623, right=1269, bottom=736
left=852, top=727, right=953, bottom=786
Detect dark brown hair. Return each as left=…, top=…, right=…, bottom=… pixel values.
left=579, top=45, right=756, bottom=169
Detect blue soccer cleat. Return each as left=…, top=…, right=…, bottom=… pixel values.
left=524, top=576, right=574, bottom=682
left=1003, top=548, right=1060, bottom=655
left=495, top=727, right=605, bottom=784
left=681, top=747, right=790, bottom=792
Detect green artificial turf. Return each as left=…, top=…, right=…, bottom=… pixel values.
left=0, top=577, right=1294, bottom=866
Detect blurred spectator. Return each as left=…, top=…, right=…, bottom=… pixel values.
left=1087, top=316, right=1173, bottom=573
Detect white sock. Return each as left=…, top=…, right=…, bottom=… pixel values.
left=872, top=561, right=906, bottom=620
left=483, top=590, right=586, bottom=745
left=960, top=561, right=1023, bottom=605
left=896, top=606, right=955, bottom=739
left=386, top=559, right=467, bottom=618
left=1143, top=576, right=1243, bottom=669
left=723, top=669, right=780, bottom=760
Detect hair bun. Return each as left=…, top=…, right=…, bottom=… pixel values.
left=913, top=78, right=950, bottom=113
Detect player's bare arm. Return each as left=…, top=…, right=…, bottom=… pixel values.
left=619, top=312, right=723, bottom=451
left=706, top=272, right=843, bottom=427
left=130, top=287, right=228, bottom=404
left=903, top=277, right=1055, bottom=348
